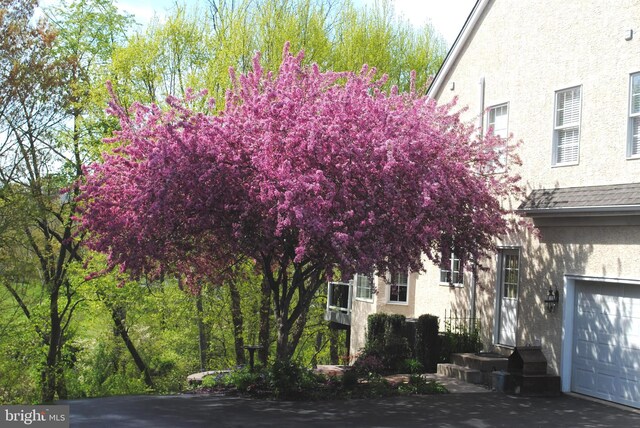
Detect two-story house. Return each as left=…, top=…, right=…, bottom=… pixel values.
left=330, top=0, right=640, bottom=409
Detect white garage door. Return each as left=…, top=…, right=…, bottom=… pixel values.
left=572, top=281, right=640, bottom=408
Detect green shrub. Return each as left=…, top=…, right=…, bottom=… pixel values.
left=438, top=330, right=483, bottom=362
left=353, top=352, right=385, bottom=379
left=384, top=314, right=406, bottom=338
left=398, top=374, right=448, bottom=395
left=200, top=372, right=231, bottom=389
left=415, top=314, right=439, bottom=372
left=362, top=313, right=410, bottom=373
left=341, top=369, right=359, bottom=390
left=226, top=366, right=266, bottom=393
left=401, top=358, right=424, bottom=374
left=366, top=313, right=387, bottom=352
left=267, top=360, right=320, bottom=399
left=382, top=315, right=410, bottom=372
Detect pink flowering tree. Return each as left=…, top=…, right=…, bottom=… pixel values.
left=80, top=44, right=521, bottom=362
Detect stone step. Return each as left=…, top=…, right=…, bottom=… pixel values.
left=451, top=353, right=508, bottom=372
left=437, top=363, right=483, bottom=384
left=187, top=369, right=231, bottom=384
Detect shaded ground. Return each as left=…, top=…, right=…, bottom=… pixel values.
left=61, top=391, right=640, bottom=427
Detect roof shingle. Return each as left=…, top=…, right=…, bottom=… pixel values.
left=518, top=183, right=640, bottom=213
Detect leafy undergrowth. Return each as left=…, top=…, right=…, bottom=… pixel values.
left=186, top=362, right=448, bottom=401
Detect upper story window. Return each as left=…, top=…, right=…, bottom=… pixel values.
left=628, top=73, right=640, bottom=157
left=388, top=271, right=408, bottom=304
left=553, top=86, right=581, bottom=165
left=355, top=273, right=374, bottom=301
left=440, top=253, right=463, bottom=287
left=487, top=103, right=509, bottom=171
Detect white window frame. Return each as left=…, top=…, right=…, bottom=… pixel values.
left=354, top=273, right=374, bottom=302
left=387, top=270, right=409, bottom=305
left=552, top=86, right=581, bottom=166
left=439, top=253, right=464, bottom=287
left=628, top=73, right=640, bottom=158
left=487, top=103, right=509, bottom=172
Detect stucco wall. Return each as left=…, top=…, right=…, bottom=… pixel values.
left=431, top=0, right=640, bottom=372
left=435, top=0, right=640, bottom=189
left=349, top=291, right=378, bottom=355
left=413, top=260, right=472, bottom=330
left=349, top=273, right=419, bottom=356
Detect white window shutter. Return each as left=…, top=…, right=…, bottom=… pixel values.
left=554, top=87, right=581, bottom=164
left=632, top=75, right=640, bottom=114
left=557, top=128, right=580, bottom=163
left=632, top=116, right=640, bottom=155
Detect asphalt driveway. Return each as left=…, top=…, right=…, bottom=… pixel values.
left=61, top=391, right=640, bottom=428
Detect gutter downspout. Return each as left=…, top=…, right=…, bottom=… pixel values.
left=469, top=77, right=485, bottom=328
left=471, top=262, right=477, bottom=329
left=478, top=77, right=485, bottom=135
left=470, top=77, right=484, bottom=327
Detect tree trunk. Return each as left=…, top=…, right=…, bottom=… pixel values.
left=265, top=260, right=325, bottom=363
left=289, top=308, right=308, bottom=358
left=111, top=307, right=154, bottom=389
left=329, top=325, right=339, bottom=365
left=55, top=356, right=68, bottom=400
left=275, top=318, right=292, bottom=362
left=195, top=291, right=208, bottom=370
left=228, top=278, right=246, bottom=365
left=41, top=285, right=61, bottom=403
left=257, top=276, right=271, bottom=365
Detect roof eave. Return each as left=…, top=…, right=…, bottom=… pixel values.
left=517, top=205, right=640, bottom=217
left=426, top=0, right=490, bottom=99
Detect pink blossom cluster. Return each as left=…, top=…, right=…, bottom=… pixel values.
left=79, top=43, right=521, bottom=287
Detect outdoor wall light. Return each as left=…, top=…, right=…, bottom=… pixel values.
left=544, top=286, right=560, bottom=313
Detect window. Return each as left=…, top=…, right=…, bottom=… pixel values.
left=628, top=73, right=640, bottom=157
left=440, top=253, right=463, bottom=286
left=487, top=103, right=509, bottom=171
left=553, top=86, right=581, bottom=165
left=355, top=273, right=374, bottom=301
left=502, top=252, right=519, bottom=299
left=388, top=271, right=408, bottom=303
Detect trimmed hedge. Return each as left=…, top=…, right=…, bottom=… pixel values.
left=415, top=314, right=439, bottom=372
left=361, top=313, right=410, bottom=373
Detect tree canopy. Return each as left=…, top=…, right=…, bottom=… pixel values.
left=80, top=45, right=521, bottom=360
left=0, top=0, right=452, bottom=402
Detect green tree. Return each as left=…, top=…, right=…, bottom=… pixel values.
left=0, top=0, right=133, bottom=402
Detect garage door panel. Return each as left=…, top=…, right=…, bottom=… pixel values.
left=573, top=367, right=596, bottom=390
left=628, top=340, right=640, bottom=353
left=574, top=340, right=597, bottom=364
left=617, top=379, right=640, bottom=403
left=601, top=294, right=619, bottom=309
left=597, top=332, right=619, bottom=347
left=574, top=325, right=598, bottom=342
left=572, top=281, right=640, bottom=409
left=620, top=350, right=640, bottom=371
left=620, top=366, right=640, bottom=382
left=597, top=373, right=619, bottom=397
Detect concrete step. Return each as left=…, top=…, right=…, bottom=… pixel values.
left=451, top=353, right=508, bottom=372
left=437, top=363, right=482, bottom=384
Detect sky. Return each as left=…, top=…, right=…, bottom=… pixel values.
left=358, top=0, right=476, bottom=46
left=108, top=0, right=477, bottom=48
